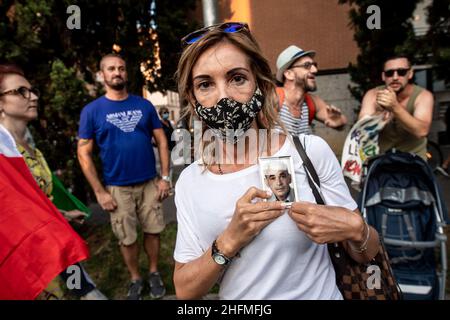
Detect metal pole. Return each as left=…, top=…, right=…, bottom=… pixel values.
left=202, top=0, right=219, bottom=27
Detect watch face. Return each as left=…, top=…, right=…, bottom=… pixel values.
left=213, top=254, right=227, bottom=265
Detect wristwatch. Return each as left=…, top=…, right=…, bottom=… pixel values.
left=161, top=175, right=171, bottom=182
left=211, top=239, right=232, bottom=266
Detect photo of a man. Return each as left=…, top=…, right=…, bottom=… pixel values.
left=260, top=156, right=298, bottom=203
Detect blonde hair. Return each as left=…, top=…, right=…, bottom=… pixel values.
left=175, top=28, right=284, bottom=166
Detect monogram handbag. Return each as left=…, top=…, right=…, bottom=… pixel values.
left=293, top=136, right=402, bottom=300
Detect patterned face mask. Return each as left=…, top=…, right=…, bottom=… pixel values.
left=194, top=88, right=264, bottom=143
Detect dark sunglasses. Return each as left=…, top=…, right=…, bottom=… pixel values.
left=181, top=22, right=249, bottom=46
left=290, top=61, right=318, bottom=71
left=384, top=68, right=410, bottom=77
left=0, top=86, right=40, bottom=99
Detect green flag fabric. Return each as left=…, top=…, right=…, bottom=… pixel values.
left=51, top=173, right=91, bottom=219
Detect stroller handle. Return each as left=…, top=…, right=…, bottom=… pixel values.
left=383, top=238, right=442, bottom=249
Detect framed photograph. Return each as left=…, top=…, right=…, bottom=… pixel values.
left=258, top=155, right=298, bottom=203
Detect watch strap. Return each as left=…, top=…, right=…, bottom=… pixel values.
left=211, top=239, right=232, bottom=265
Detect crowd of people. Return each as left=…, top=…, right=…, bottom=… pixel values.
left=0, top=20, right=448, bottom=300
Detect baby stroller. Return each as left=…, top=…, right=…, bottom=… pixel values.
left=358, top=150, right=448, bottom=300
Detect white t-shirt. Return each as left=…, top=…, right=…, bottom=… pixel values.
left=174, top=134, right=357, bottom=300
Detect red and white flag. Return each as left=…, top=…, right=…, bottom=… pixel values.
left=0, top=125, right=89, bottom=299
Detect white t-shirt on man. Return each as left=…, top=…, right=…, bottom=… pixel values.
left=174, top=134, right=357, bottom=300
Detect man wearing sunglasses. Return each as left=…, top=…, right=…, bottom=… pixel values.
left=275, top=45, right=347, bottom=136
left=358, top=55, right=434, bottom=160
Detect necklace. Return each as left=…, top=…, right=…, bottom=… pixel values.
left=215, top=132, right=267, bottom=175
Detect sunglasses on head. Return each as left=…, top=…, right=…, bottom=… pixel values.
left=0, top=86, right=40, bottom=99
left=384, top=68, right=410, bottom=77
left=181, top=22, right=249, bottom=46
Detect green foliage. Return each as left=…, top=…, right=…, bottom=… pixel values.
left=46, top=59, right=89, bottom=126
left=0, top=0, right=198, bottom=200
left=31, top=60, right=90, bottom=199
left=14, top=0, right=52, bottom=48
left=338, top=0, right=420, bottom=103
left=425, top=0, right=450, bottom=85
left=0, top=0, right=52, bottom=61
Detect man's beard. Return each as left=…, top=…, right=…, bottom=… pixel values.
left=296, top=75, right=317, bottom=92
left=388, top=81, right=406, bottom=94
left=105, top=77, right=126, bottom=90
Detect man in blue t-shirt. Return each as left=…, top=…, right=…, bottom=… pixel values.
left=77, top=54, right=170, bottom=300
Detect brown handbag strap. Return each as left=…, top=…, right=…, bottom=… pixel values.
left=292, top=136, right=345, bottom=261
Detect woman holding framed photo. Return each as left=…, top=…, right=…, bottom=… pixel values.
left=173, top=22, right=380, bottom=300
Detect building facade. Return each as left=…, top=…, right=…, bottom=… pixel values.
left=143, top=89, right=181, bottom=122
left=195, top=0, right=450, bottom=157
left=155, top=0, right=449, bottom=157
